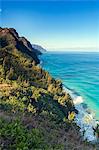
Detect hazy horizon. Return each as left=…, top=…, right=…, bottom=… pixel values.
left=0, top=0, right=99, bottom=51
left=46, top=47, right=99, bottom=51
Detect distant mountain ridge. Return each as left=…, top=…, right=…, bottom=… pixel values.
left=32, top=44, right=46, bottom=53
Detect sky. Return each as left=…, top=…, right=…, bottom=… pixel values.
left=0, top=0, right=99, bottom=51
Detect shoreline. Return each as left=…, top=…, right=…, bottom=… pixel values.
left=40, top=54, right=98, bottom=142
left=63, top=85, right=98, bottom=142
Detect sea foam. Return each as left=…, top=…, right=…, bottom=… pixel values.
left=63, top=86, right=98, bottom=142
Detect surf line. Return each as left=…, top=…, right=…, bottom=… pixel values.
left=63, top=85, right=98, bottom=142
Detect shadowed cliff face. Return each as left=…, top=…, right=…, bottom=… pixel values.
left=0, top=27, right=40, bottom=64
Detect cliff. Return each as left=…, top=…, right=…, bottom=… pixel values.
left=0, top=28, right=97, bottom=150
left=0, top=27, right=40, bottom=64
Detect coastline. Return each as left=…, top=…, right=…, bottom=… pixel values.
left=1, top=27, right=99, bottom=149
left=40, top=53, right=99, bottom=143
left=63, top=86, right=98, bottom=142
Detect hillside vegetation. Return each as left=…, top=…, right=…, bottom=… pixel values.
left=0, top=28, right=97, bottom=150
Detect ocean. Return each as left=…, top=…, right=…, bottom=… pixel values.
left=40, top=51, right=99, bottom=120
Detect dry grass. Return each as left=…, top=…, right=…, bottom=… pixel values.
left=0, top=83, right=13, bottom=90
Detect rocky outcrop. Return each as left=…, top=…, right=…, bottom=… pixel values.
left=0, top=28, right=40, bottom=64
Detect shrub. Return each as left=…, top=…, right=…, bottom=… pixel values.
left=0, top=119, right=46, bottom=149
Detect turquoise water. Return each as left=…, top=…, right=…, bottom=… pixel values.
left=40, top=52, right=99, bottom=120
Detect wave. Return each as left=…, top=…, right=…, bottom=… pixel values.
left=63, top=85, right=98, bottom=142
left=63, top=85, right=84, bottom=104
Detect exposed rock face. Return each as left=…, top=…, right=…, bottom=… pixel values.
left=0, top=28, right=40, bottom=64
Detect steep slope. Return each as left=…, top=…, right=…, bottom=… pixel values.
left=0, top=27, right=74, bottom=115
left=0, top=27, right=40, bottom=64
left=0, top=28, right=97, bottom=150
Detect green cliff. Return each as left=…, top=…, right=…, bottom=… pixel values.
left=0, top=28, right=97, bottom=150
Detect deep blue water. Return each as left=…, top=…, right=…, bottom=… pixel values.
left=40, top=52, right=99, bottom=119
